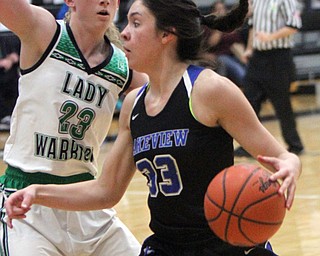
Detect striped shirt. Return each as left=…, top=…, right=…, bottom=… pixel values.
left=248, top=0, right=302, bottom=50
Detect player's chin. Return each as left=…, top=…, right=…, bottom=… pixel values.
left=127, top=59, right=142, bottom=72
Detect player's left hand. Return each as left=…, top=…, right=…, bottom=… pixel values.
left=257, top=154, right=301, bottom=210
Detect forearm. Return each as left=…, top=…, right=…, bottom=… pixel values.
left=256, top=27, right=298, bottom=43
left=32, top=135, right=137, bottom=211
left=270, top=26, right=298, bottom=40
left=32, top=180, right=117, bottom=211
left=230, top=43, right=246, bottom=63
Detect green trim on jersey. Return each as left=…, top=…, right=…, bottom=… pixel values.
left=95, top=45, right=129, bottom=88
left=56, top=25, right=81, bottom=60
left=51, top=22, right=129, bottom=88
left=188, top=97, right=198, bottom=121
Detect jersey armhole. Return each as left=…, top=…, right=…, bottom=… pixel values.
left=20, top=21, right=61, bottom=75
left=119, top=69, right=133, bottom=96
left=187, top=65, right=204, bottom=121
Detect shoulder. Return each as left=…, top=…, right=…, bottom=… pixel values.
left=119, top=87, right=143, bottom=121
left=126, top=87, right=143, bottom=102
left=194, top=68, right=236, bottom=97
left=127, top=70, right=149, bottom=93
left=191, top=68, right=246, bottom=126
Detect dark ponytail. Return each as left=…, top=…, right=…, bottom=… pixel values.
left=142, top=0, right=248, bottom=62
left=201, top=0, right=249, bottom=32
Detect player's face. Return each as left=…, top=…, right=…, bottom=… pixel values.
left=66, top=0, right=119, bottom=26
left=121, top=0, right=164, bottom=73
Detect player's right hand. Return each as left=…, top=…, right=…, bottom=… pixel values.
left=4, top=188, right=34, bottom=228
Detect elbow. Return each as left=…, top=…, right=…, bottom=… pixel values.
left=101, top=197, right=120, bottom=209
left=98, top=189, right=123, bottom=209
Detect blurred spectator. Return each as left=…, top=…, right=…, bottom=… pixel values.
left=0, top=24, right=20, bottom=131
left=31, top=0, right=46, bottom=5
left=56, top=3, right=68, bottom=20
left=116, top=0, right=134, bottom=31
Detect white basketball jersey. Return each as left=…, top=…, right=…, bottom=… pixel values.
left=4, top=21, right=130, bottom=177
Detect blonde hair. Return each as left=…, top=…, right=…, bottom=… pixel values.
left=64, top=9, right=124, bottom=51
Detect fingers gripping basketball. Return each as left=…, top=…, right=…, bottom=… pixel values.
left=204, top=164, right=286, bottom=247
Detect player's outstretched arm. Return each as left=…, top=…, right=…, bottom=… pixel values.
left=0, top=0, right=55, bottom=40
left=0, top=0, right=57, bottom=70
left=191, top=69, right=302, bottom=210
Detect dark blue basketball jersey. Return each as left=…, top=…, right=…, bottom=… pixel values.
left=130, top=65, right=234, bottom=246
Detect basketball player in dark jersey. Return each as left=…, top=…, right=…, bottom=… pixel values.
left=5, top=0, right=302, bottom=255
left=0, top=0, right=148, bottom=255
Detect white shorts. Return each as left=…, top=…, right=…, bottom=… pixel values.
left=1, top=203, right=141, bottom=256
left=0, top=167, right=141, bottom=256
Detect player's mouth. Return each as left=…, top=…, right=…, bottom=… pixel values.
left=98, top=10, right=109, bottom=16
left=123, top=47, right=131, bottom=54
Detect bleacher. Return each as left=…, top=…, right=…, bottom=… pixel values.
left=292, top=9, right=320, bottom=103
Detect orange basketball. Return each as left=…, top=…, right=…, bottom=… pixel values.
left=204, top=163, right=286, bottom=247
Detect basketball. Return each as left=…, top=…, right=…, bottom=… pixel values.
left=204, top=163, right=286, bottom=247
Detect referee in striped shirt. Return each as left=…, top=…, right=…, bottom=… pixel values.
left=235, top=0, right=304, bottom=157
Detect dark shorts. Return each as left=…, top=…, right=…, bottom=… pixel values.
left=139, top=235, right=278, bottom=256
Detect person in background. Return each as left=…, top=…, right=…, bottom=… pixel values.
left=206, top=0, right=248, bottom=88
left=0, top=25, right=20, bottom=131
left=234, top=0, right=304, bottom=157
left=0, top=0, right=148, bottom=255
left=116, top=0, right=134, bottom=31
left=5, top=0, right=301, bottom=255
left=56, top=2, right=68, bottom=19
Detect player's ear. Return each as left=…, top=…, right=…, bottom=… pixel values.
left=65, top=0, right=75, bottom=7
left=161, top=30, right=176, bottom=44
